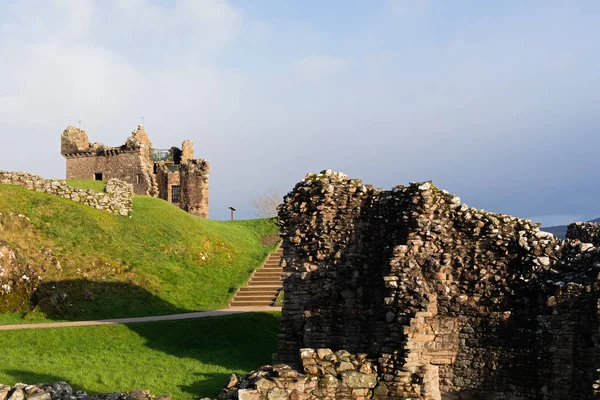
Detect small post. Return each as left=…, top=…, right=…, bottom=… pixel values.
left=229, top=206, right=236, bottom=221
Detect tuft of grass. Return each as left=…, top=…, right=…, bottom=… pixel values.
left=66, top=180, right=107, bottom=192
left=274, top=290, right=284, bottom=307
left=0, top=183, right=279, bottom=321
left=0, top=312, right=280, bottom=399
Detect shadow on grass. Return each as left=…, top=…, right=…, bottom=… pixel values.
left=127, top=312, right=279, bottom=397
left=31, top=279, right=189, bottom=321
left=23, top=280, right=279, bottom=398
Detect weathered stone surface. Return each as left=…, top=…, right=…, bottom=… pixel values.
left=6, top=388, right=23, bottom=400
left=26, top=394, right=50, bottom=400
left=339, top=372, right=376, bottom=389
left=0, top=382, right=161, bottom=400
left=61, top=126, right=90, bottom=155
left=209, top=170, right=600, bottom=400
left=181, top=140, right=194, bottom=163
left=179, top=159, right=210, bottom=218
left=0, top=385, right=10, bottom=400
left=567, top=221, right=600, bottom=244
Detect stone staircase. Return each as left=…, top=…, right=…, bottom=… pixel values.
left=229, top=245, right=283, bottom=307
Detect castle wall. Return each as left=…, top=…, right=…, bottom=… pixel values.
left=179, top=159, right=209, bottom=218
left=65, top=151, right=153, bottom=195
left=215, top=171, right=600, bottom=400
left=274, top=171, right=600, bottom=399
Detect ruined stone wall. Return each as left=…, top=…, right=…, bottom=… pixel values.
left=62, top=126, right=158, bottom=197
left=65, top=151, right=153, bottom=195
left=179, top=159, right=209, bottom=218
left=567, top=221, right=600, bottom=244
left=181, top=140, right=194, bottom=163
left=61, top=126, right=90, bottom=155
left=214, top=170, right=600, bottom=400
left=0, top=171, right=133, bottom=216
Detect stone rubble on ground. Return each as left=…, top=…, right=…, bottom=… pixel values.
left=0, top=383, right=170, bottom=400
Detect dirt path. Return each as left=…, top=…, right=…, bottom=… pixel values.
left=0, top=306, right=282, bottom=331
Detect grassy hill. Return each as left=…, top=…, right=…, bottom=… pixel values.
left=0, top=181, right=279, bottom=322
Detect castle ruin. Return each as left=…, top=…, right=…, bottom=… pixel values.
left=61, top=126, right=209, bottom=218
left=215, top=170, right=600, bottom=400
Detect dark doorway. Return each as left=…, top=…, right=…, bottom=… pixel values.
left=94, top=172, right=103, bottom=181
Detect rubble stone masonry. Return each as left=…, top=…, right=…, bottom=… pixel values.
left=0, top=171, right=133, bottom=216
left=180, top=159, right=210, bottom=218
left=213, top=170, right=600, bottom=400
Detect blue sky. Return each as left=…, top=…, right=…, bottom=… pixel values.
left=1, top=0, right=599, bottom=223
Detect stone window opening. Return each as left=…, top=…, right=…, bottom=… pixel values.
left=94, top=172, right=103, bottom=181
left=136, top=174, right=141, bottom=184
left=172, top=186, right=181, bottom=204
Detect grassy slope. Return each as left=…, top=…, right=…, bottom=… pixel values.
left=67, top=180, right=107, bottom=192
left=0, top=183, right=278, bottom=321
left=0, top=312, right=280, bottom=399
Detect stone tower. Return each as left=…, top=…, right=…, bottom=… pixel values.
left=179, top=159, right=210, bottom=218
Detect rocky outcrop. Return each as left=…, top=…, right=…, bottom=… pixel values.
left=0, top=171, right=133, bottom=216
left=210, top=170, right=600, bottom=400
left=0, top=382, right=169, bottom=400
left=0, top=211, right=63, bottom=312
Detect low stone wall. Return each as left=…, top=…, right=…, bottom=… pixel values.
left=215, top=349, right=378, bottom=400
left=0, top=382, right=169, bottom=400
left=0, top=171, right=133, bottom=216
left=566, top=221, right=600, bottom=244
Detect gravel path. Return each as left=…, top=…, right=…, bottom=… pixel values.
left=0, top=306, right=282, bottom=330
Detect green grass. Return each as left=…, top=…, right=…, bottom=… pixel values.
left=0, top=183, right=279, bottom=322
left=0, top=313, right=280, bottom=399
left=67, top=180, right=107, bottom=192
left=274, top=290, right=284, bottom=307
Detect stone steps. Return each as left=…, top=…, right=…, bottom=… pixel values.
left=230, top=245, right=284, bottom=307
